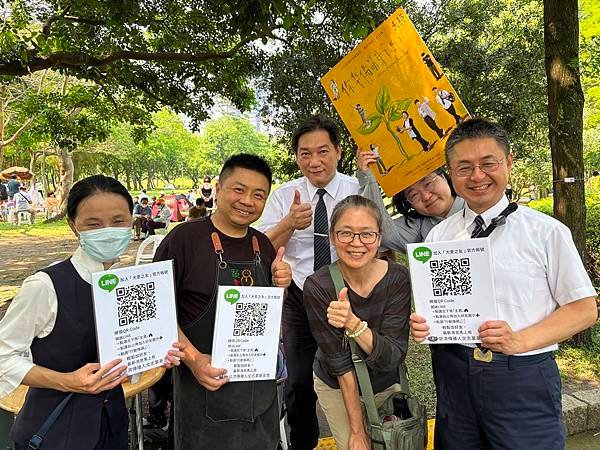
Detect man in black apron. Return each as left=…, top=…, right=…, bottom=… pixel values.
left=154, top=154, right=291, bottom=449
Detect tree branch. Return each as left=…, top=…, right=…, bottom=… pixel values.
left=0, top=118, right=33, bottom=147
left=0, top=28, right=274, bottom=76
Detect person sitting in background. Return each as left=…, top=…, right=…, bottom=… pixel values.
left=45, top=192, right=60, bottom=220
left=12, top=186, right=35, bottom=223
left=132, top=197, right=153, bottom=240
left=186, top=189, right=196, bottom=204
left=7, top=174, right=20, bottom=200
left=142, top=197, right=171, bottom=236
left=304, top=195, right=411, bottom=450
left=187, top=205, right=207, bottom=221
left=200, top=176, right=214, bottom=209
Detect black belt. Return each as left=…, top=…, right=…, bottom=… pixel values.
left=438, top=344, right=553, bottom=367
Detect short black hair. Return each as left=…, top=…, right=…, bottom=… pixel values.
left=445, top=118, right=510, bottom=161
left=219, top=153, right=272, bottom=187
left=67, top=175, right=133, bottom=220
left=291, top=115, right=341, bottom=154
left=392, top=168, right=457, bottom=222
left=195, top=197, right=205, bottom=207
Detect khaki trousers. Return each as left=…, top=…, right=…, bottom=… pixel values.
left=314, top=373, right=401, bottom=450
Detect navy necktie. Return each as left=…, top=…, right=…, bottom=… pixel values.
left=313, top=188, right=331, bottom=271
left=471, top=215, right=485, bottom=238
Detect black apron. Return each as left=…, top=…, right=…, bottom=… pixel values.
left=172, top=232, right=279, bottom=450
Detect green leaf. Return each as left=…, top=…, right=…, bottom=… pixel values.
left=388, top=101, right=405, bottom=122
left=357, top=113, right=382, bottom=135
left=388, top=98, right=413, bottom=122
left=375, top=85, right=390, bottom=115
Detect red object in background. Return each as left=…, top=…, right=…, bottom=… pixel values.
left=152, top=194, right=192, bottom=222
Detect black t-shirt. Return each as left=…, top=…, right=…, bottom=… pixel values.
left=303, top=261, right=411, bottom=392
left=153, top=217, right=276, bottom=327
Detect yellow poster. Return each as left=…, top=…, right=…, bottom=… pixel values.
left=321, top=7, right=470, bottom=197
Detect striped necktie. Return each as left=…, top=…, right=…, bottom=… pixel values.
left=471, top=215, right=485, bottom=238
left=313, top=188, right=331, bottom=271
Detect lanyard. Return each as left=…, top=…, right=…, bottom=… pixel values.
left=471, top=203, right=518, bottom=238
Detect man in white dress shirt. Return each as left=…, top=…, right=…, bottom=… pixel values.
left=410, top=119, right=598, bottom=450
left=257, top=115, right=359, bottom=450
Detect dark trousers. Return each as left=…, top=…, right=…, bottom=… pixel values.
left=142, top=220, right=166, bottom=235
left=149, top=368, right=172, bottom=418
left=282, top=281, right=319, bottom=450
left=445, top=104, right=462, bottom=123
left=412, top=127, right=430, bottom=151
left=432, top=345, right=565, bottom=450
left=424, top=115, right=444, bottom=138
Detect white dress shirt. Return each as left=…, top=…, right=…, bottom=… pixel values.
left=256, top=172, right=359, bottom=289
left=0, top=247, right=107, bottom=397
left=435, top=90, right=452, bottom=109
left=426, top=196, right=597, bottom=355
left=418, top=97, right=436, bottom=119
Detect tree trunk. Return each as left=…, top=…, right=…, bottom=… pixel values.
left=40, top=151, right=50, bottom=197
left=544, top=0, right=591, bottom=346
left=57, top=147, right=74, bottom=217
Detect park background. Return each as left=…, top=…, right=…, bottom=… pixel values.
left=0, top=0, right=599, bottom=443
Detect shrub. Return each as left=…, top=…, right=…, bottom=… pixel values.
left=529, top=193, right=600, bottom=289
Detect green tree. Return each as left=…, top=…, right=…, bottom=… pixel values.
left=198, top=115, right=272, bottom=176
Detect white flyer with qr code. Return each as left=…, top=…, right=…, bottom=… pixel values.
left=91, top=260, right=178, bottom=375
left=407, top=238, right=497, bottom=344
left=212, top=285, right=284, bottom=382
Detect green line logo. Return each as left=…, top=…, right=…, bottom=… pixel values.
left=98, top=274, right=119, bottom=292
left=224, top=288, right=240, bottom=304
left=413, top=246, right=432, bottom=264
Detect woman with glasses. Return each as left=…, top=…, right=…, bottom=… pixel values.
left=303, top=195, right=411, bottom=450
left=357, top=148, right=465, bottom=252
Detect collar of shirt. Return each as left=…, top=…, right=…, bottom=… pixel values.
left=71, top=246, right=116, bottom=284
left=463, top=195, right=509, bottom=234
left=305, top=172, right=341, bottom=201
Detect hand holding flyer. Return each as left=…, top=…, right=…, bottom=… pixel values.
left=407, top=239, right=497, bottom=344
left=91, top=260, right=179, bottom=375
left=212, top=285, right=284, bottom=382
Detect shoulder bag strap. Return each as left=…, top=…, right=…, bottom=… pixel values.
left=328, top=262, right=382, bottom=429
left=27, top=393, right=74, bottom=449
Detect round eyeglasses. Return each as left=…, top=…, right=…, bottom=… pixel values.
left=335, top=230, right=379, bottom=244
left=405, top=174, right=440, bottom=204
left=451, top=159, right=504, bottom=177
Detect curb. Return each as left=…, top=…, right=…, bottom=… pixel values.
left=562, top=388, right=600, bottom=435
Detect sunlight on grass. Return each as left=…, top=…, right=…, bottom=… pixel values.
left=0, top=218, right=72, bottom=239
left=556, top=323, right=600, bottom=382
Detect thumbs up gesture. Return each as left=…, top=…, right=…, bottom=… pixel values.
left=327, top=287, right=358, bottom=330
left=271, top=246, right=292, bottom=288
left=286, top=190, right=313, bottom=231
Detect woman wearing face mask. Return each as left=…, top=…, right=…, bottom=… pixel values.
left=357, top=149, right=465, bottom=252
left=0, top=175, right=185, bottom=450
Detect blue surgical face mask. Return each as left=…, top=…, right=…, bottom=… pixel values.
left=78, top=227, right=132, bottom=263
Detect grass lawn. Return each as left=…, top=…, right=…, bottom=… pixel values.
left=0, top=216, right=73, bottom=239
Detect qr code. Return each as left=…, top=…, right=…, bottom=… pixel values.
left=430, top=258, right=472, bottom=296
left=116, top=282, right=157, bottom=326
left=233, top=303, right=268, bottom=336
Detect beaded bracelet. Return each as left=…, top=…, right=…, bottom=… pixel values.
left=345, top=320, right=368, bottom=339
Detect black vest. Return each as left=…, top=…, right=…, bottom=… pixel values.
left=11, top=259, right=128, bottom=449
